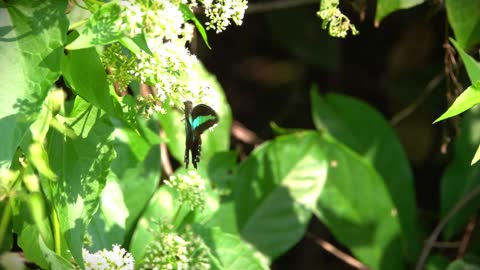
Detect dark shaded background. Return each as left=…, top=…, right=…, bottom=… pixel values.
left=193, top=1, right=464, bottom=268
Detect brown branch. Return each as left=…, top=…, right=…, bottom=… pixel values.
left=160, top=131, right=173, bottom=177
left=390, top=72, right=444, bottom=126
left=415, top=185, right=480, bottom=270
left=231, top=120, right=262, bottom=145
left=457, top=214, right=476, bottom=258
left=306, top=232, right=369, bottom=270
left=430, top=241, right=461, bottom=249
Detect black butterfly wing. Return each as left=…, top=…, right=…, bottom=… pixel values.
left=184, top=103, right=219, bottom=169
left=184, top=102, right=219, bottom=169
left=191, top=104, right=219, bottom=136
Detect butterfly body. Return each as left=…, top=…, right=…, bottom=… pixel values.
left=184, top=101, right=219, bottom=169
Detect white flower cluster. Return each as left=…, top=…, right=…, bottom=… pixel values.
left=203, top=0, right=248, bottom=33
left=119, top=0, right=192, bottom=42
left=102, top=0, right=244, bottom=117
left=140, top=223, right=210, bottom=270
left=164, top=170, right=207, bottom=211
left=82, top=244, right=134, bottom=270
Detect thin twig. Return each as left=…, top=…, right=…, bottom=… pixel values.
left=430, top=241, right=461, bottom=249
left=390, top=72, right=444, bottom=126
left=306, top=232, right=369, bottom=270
left=232, top=120, right=262, bottom=145
left=246, top=0, right=318, bottom=14
left=457, top=215, right=476, bottom=258
left=160, top=131, right=173, bottom=177
left=415, top=185, right=480, bottom=270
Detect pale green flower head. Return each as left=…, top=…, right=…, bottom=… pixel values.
left=165, top=170, right=207, bottom=211
left=140, top=223, right=210, bottom=270
left=317, top=0, right=359, bottom=38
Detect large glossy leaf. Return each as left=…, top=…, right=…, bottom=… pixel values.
left=194, top=226, right=269, bottom=270
left=434, top=82, right=480, bottom=123
left=129, top=186, right=179, bottom=262
left=208, top=132, right=327, bottom=259
left=38, top=236, right=73, bottom=270
left=158, top=62, right=232, bottom=173
left=45, top=97, right=115, bottom=267
left=446, top=255, right=480, bottom=270
left=66, top=2, right=124, bottom=50
left=130, top=170, right=221, bottom=261
left=61, top=41, right=116, bottom=115
left=315, top=133, right=404, bottom=270
left=0, top=0, right=67, bottom=168
left=11, top=194, right=53, bottom=269
left=446, top=0, right=480, bottom=50
left=88, top=128, right=161, bottom=250
left=441, top=106, right=480, bottom=239
left=311, top=90, right=419, bottom=260
left=375, top=0, right=424, bottom=26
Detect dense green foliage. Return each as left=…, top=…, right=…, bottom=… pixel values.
left=1, top=0, right=480, bottom=269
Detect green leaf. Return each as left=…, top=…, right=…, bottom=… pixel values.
left=446, top=255, right=480, bottom=270
left=210, top=132, right=327, bottom=259
left=451, top=38, right=480, bottom=84
left=375, top=0, right=424, bottom=25
left=441, top=106, right=480, bottom=239
left=472, top=145, right=480, bottom=165
left=38, top=236, right=73, bottom=270
left=195, top=226, right=269, bottom=270
left=310, top=89, right=420, bottom=260
left=88, top=138, right=161, bottom=250
left=179, top=4, right=211, bottom=49
left=28, top=142, right=57, bottom=180
left=46, top=96, right=115, bottom=268
left=0, top=0, right=68, bottom=168
left=66, top=2, right=125, bottom=50
left=11, top=196, right=53, bottom=269
left=158, top=62, right=232, bottom=173
left=207, top=151, right=237, bottom=191
left=130, top=174, right=221, bottom=263
left=119, top=33, right=153, bottom=56
left=0, top=201, right=13, bottom=252
left=446, top=0, right=480, bottom=50
left=129, top=186, right=180, bottom=262
left=314, top=134, right=404, bottom=270
left=61, top=41, right=116, bottom=115
left=433, top=82, right=480, bottom=123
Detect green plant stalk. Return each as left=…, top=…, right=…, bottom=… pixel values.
left=82, top=0, right=105, bottom=8
left=172, top=203, right=185, bottom=228
left=68, top=19, right=88, bottom=31
left=52, top=207, right=61, bottom=255
left=0, top=199, right=12, bottom=247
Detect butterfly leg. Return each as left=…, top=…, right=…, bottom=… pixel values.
left=184, top=145, right=190, bottom=168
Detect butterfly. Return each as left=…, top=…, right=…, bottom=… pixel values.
left=184, top=101, right=219, bottom=169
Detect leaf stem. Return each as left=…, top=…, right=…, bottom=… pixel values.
left=172, top=203, right=184, bottom=227
left=68, top=19, right=88, bottom=31
left=84, top=0, right=105, bottom=7
left=0, top=199, right=12, bottom=247
left=52, top=207, right=62, bottom=254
